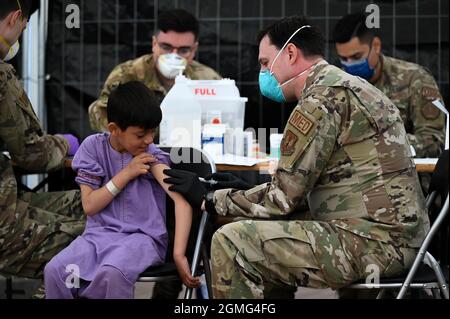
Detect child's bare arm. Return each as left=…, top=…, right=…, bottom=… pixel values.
left=81, top=153, right=156, bottom=216
left=151, top=163, right=200, bottom=288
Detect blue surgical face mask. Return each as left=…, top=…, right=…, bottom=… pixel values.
left=340, top=44, right=377, bottom=80
left=259, top=70, right=286, bottom=103
left=259, top=25, right=314, bottom=103
left=341, top=58, right=374, bottom=80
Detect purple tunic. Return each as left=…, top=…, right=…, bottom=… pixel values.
left=54, top=133, right=169, bottom=283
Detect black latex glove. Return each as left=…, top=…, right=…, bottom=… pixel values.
left=163, top=169, right=207, bottom=209
left=205, top=172, right=254, bottom=190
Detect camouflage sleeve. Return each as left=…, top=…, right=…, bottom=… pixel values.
left=408, top=69, right=445, bottom=157
left=188, top=60, right=222, bottom=80
left=203, top=67, right=221, bottom=80
left=88, top=61, right=138, bottom=132
left=0, top=68, right=68, bottom=172
left=213, top=94, right=339, bottom=218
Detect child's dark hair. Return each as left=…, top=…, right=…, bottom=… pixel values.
left=107, top=81, right=162, bottom=131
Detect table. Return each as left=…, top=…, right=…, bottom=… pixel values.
left=217, top=158, right=437, bottom=173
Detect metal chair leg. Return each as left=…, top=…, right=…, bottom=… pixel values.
left=431, top=289, right=441, bottom=299
left=376, top=288, right=387, bottom=299
left=201, top=243, right=213, bottom=299
left=425, top=252, right=449, bottom=299
left=184, top=211, right=210, bottom=299
left=397, top=196, right=449, bottom=299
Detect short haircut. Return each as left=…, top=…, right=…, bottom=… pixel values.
left=156, top=9, right=199, bottom=40
left=107, top=81, right=162, bottom=131
left=256, top=15, right=325, bottom=58
left=0, top=0, right=38, bottom=20
left=333, top=13, right=376, bottom=44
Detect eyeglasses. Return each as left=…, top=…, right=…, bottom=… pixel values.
left=157, top=42, right=194, bottom=57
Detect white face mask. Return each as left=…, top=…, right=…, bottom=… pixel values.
left=3, top=40, right=20, bottom=61
left=157, top=53, right=187, bottom=79
left=0, top=34, right=20, bottom=62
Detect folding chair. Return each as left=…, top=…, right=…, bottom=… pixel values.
left=137, top=147, right=216, bottom=299
left=347, top=150, right=449, bottom=299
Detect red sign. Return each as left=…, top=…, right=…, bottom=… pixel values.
left=194, top=88, right=217, bottom=96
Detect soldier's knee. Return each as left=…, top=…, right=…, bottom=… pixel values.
left=214, top=221, right=250, bottom=241
left=211, top=227, right=227, bottom=250
left=212, top=222, right=239, bottom=248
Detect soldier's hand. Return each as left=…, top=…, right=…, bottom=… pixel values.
left=125, top=153, right=157, bottom=180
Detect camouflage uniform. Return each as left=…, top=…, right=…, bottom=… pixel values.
left=88, top=54, right=221, bottom=132
left=0, top=60, right=85, bottom=278
left=210, top=61, right=429, bottom=298
left=374, top=55, right=445, bottom=158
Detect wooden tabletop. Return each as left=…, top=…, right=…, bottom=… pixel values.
left=216, top=158, right=437, bottom=173
left=61, top=158, right=436, bottom=173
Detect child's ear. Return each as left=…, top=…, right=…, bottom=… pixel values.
left=107, top=122, right=120, bottom=136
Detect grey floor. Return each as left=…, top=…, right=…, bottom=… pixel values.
left=0, top=275, right=338, bottom=299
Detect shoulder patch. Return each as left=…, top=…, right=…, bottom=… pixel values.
left=279, top=107, right=321, bottom=171
left=280, top=130, right=298, bottom=156
left=422, top=86, right=440, bottom=101
left=289, top=110, right=314, bottom=135
left=421, top=102, right=441, bottom=120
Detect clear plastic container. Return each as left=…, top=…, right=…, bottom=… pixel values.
left=159, top=75, right=202, bottom=148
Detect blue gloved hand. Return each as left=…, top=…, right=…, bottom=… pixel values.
left=61, top=134, right=80, bottom=156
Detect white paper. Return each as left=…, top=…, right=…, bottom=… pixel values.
left=413, top=158, right=438, bottom=165
left=432, top=100, right=449, bottom=150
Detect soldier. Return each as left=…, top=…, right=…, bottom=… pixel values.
left=0, top=0, right=85, bottom=282
left=88, top=8, right=221, bottom=133
left=333, top=13, right=445, bottom=159
left=163, top=16, right=430, bottom=298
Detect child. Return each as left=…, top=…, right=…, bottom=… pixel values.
left=44, top=81, right=199, bottom=298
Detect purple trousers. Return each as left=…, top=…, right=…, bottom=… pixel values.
left=44, top=257, right=134, bottom=299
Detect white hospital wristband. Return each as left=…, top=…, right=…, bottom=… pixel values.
left=105, top=180, right=121, bottom=197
